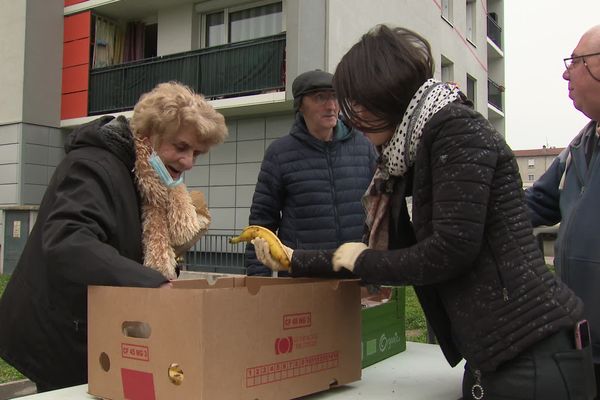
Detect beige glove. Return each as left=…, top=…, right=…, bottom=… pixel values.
left=332, top=242, right=368, bottom=272
left=251, top=237, right=293, bottom=272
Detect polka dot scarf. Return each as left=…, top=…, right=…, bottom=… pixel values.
left=363, top=79, right=460, bottom=250
left=381, top=79, right=461, bottom=178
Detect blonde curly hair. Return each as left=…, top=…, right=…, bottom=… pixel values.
left=130, top=81, right=228, bottom=147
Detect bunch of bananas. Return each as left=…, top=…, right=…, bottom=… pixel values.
left=229, top=225, right=290, bottom=269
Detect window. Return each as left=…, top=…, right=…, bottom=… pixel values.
left=528, top=159, right=535, bottom=168
left=441, top=0, right=453, bottom=23
left=528, top=174, right=535, bottom=181
left=466, top=0, right=476, bottom=43
left=203, top=2, right=283, bottom=48
left=441, top=55, right=454, bottom=84
left=466, top=74, right=476, bottom=105
left=205, top=12, right=226, bottom=47
left=144, top=23, right=157, bottom=58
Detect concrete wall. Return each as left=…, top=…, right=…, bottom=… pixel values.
left=157, top=3, right=197, bottom=56
left=0, top=0, right=63, bottom=206
left=22, top=0, right=63, bottom=127
left=0, top=0, right=26, bottom=125
left=326, top=0, right=492, bottom=116
left=285, top=0, right=328, bottom=97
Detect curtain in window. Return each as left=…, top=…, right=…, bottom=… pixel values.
left=93, top=16, right=123, bottom=68
left=123, top=22, right=145, bottom=63
left=229, top=3, right=282, bottom=43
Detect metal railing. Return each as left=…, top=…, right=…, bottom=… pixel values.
left=487, top=14, right=502, bottom=49
left=488, top=78, right=503, bottom=111
left=183, top=234, right=247, bottom=274
left=89, top=33, right=286, bottom=115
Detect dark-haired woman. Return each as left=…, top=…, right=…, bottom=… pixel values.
left=252, top=25, right=596, bottom=399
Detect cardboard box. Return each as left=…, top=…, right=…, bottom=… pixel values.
left=88, top=277, right=361, bottom=400
left=360, top=286, right=406, bottom=368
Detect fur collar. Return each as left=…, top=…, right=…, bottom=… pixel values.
left=133, top=137, right=207, bottom=279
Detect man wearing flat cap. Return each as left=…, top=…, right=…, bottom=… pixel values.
left=246, top=69, right=377, bottom=276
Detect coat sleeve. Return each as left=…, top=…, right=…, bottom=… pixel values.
left=42, top=158, right=168, bottom=288
left=245, top=144, right=285, bottom=276
left=524, top=150, right=566, bottom=227
left=353, top=113, right=497, bottom=286
left=290, top=249, right=357, bottom=279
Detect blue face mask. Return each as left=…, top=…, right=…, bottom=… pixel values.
left=148, top=151, right=184, bottom=188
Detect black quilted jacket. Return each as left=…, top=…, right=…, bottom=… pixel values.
left=291, top=102, right=583, bottom=372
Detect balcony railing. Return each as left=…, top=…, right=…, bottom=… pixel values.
left=183, top=234, right=247, bottom=275
left=487, top=14, right=502, bottom=49
left=89, top=33, right=286, bottom=115
left=488, top=78, right=503, bottom=111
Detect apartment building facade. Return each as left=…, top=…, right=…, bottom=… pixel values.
left=513, top=146, right=564, bottom=188
left=0, top=0, right=505, bottom=273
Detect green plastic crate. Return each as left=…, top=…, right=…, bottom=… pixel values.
left=361, top=286, right=406, bottom=368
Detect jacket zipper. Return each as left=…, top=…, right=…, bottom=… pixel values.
left=325, top=144, right=341, bottom=244
left=471, top=368, right=484, bottom=399
left=559, top=147, right=587, bottom=282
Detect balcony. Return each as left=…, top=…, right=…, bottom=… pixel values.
left=89, top=33, right=286, bottom=115
left=487, top=14, right=502, bottom=49
left=487, top=78, right=503, bottom=112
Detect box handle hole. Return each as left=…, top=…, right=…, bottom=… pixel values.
left=99, top=352, right=110, bottom=372
left=122, top=321, right=152, bottom=338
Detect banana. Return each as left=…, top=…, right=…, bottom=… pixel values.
left=229, top=225, right=291, bottom=269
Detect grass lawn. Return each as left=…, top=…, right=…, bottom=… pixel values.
left=404, top=285, right=429, bottom=343
left=0, top=274, right=25, bottom=383
left=0, top=275, right=428, bottom=383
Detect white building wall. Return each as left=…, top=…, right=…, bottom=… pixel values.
left=327, top=0, right=491, bottom=117
left=0, top=0, right=26, bottom=125
left=0, top=0, right=63, bottom=207
left=157, top=3, right=197, bottom=56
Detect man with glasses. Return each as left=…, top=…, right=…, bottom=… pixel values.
left=526, top=24, right=600, bottom=395
left=245, top=69, right=377, bottom=276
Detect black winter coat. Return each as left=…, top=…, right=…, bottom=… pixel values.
left=291, top=102, right=583, bottom=372
left=245, top=114, right=377, bottom=276
left=0, top=116, right=167, bottom=389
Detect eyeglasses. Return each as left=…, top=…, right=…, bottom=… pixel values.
left=307, top=92, right=338, bottom=105
left=564, top=51, right=600, bottom=70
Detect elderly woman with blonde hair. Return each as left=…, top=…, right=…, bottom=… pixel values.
left=0, top=81, right=227, bottom=392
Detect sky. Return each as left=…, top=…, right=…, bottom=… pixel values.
left=504, top=1, right=600, bottom=150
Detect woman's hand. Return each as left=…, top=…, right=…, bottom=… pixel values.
left=332, top=243, right=368, bottom=272
left=251, top=237, right=293, bottom=272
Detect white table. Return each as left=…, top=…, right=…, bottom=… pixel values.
left=19, top=342, right=464, bottom=400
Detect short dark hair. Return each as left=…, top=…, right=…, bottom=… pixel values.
left=333, top=25, right=434, bottom=133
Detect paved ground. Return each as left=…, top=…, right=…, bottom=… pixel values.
left=0, top=379, right=36, bottom=400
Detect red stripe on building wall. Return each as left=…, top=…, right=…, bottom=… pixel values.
left=61, top=92, right=88, bottom=120
left=61, top=11, right=90, bottom=120
left=62, top=64, right=89, bottom=94
left=63, top=39, right=90, bottom=68
left=64, top=12, right=91, bottom=42
left=64, top=0, right=88, bottom=6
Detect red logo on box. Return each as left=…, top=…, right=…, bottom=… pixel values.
left=283, top=313, right=311, bottom=330
left=275, top=336, right=294, bottom=354
left=121, top=368, right=156, bottom=400
left=121, top=343, right=149, bottom=361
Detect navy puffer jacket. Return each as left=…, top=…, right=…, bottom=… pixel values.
left=245, top=114, right=377, bottom=276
